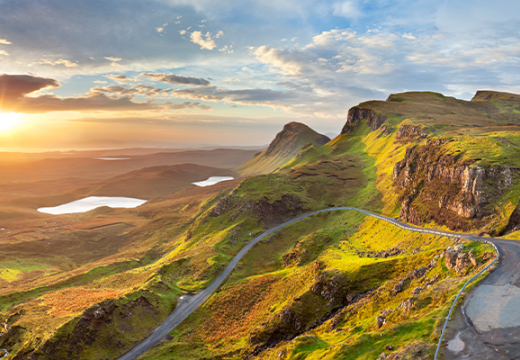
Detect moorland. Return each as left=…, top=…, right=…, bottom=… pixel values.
left=1, top=90, right=520, bottom=360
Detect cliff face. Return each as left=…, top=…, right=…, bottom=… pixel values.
left=472, top=90, right=520, bottom=102
left=393, top=138, right=515, bottom=231
left=340, top=107, right=387, bottom=134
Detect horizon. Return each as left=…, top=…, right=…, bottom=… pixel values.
left=1, top=0, right=519, bottom=149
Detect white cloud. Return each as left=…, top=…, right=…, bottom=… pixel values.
left=94, top=80, right=107, bottom=84
left=219, top=45, right=233, bottom=53
left=0, top=38, right=11, bottom=45
left=105, top=56, right=122, bottom=62
left=402, top=33, right=416, bottom=40
left=215, top=30, right=224, bottom=38
left=156, top=24, right=167, bottom=33
left=179, top=30, right=187, bottom=35
left=32, top=58, right=79, bottom=67
left=333, top=1, right=362, bottom=19
left=0, top=49, right=9, bottom=58
left=105, top=56, right=122, bottom=67
left=190, top=31, right=217, bottom=50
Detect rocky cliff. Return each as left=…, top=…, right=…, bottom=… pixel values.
left=392, top=136, right=516, bottom=231
left=341, top=107, right=387, bottom=134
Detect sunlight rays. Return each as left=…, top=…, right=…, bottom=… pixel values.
left=0, top=112, right=21, bottom=132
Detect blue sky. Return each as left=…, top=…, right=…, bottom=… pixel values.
left=0, top=0, right=519, bottom=149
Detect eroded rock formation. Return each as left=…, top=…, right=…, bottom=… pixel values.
left=341, top=107, right=387, bottom=134
left=392, top=134, right=516, bottom=231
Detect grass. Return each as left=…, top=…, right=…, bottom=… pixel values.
left=2, top=90, right=518, bottom=360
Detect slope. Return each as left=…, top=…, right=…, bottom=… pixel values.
left=0, top=90, right=515, bottom=360
left=236, top=122, right=330, bottom=176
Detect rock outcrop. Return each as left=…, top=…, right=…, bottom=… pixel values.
left=395, top=124, right=429, bottom=140
left=212, top=193, right=305, bottom=227
left=393, top=137, right=516, bottom=231
left=444, top=247, right=474, bottom=274
left=341, top=107, right=387, bottom=134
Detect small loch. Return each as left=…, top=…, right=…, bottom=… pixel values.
left=192, top=176, right=234, bottom=187
left=37, top=196, right=147, bottom=215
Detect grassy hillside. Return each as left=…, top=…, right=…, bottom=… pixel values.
left=0, top=90, right=515, bottom=360
left=236, top=122, right=330, bottom=176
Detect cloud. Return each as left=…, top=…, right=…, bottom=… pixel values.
left=32, top=58, right=79, bottom=67
left=140, top=72, right=210, bottom=86
left=179, top=30, right=187, bottom=35
left=190, top=31, right=216, bottom=50
left=0, top=50, right=8, bottom=58
left=219, top=45, right=233, bottom=53
left=168, top=101, right=212, bottom=110
left=106, top=74, right=139, bottom=83
left=0, top=74, right=157, bottom=113
left=92, top=84, right=173, bottom=97
left=156, top=23, right=168, bottom=33
left=104, top=56, right=122, bottom=66
left=0, top=38, right=11, bottom=45
left=216, top=30, right=224, bottom=38
left=93, top=80, right=107, bottom=84
left=332, top=1, right=362, bottom=19
left=0, top=74, right=59, bottom=102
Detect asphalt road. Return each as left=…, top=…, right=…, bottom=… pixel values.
left=116, top=207, right=517, bottom=360
left=444, top=238, right=520, bottom=359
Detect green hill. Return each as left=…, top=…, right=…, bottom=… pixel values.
left=236, top=122, right=330, bottom=176
left=1, top=90, right=517, bottom=360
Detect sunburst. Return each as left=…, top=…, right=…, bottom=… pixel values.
left=0, top=112, right=20, bottom=132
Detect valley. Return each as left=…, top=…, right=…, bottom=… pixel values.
left=1, top=91, right=520, bottom=360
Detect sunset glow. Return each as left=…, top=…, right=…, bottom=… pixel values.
left=0, top=0, right=518, bottom=149
left=0, top=112, right=20, bottom=132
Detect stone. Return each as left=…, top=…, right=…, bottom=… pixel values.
left=376, top=315, right=386, bottom=328
left=412, top=286, right=423, bottom=295
left=394, top=280, right=405, bottom=293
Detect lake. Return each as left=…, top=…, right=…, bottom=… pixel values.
left=192, top=176, right=234, bottom=187
left=37, top=196, right=147, bottom=215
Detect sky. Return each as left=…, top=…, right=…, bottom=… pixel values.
left=0, top=0, right=519, bottom=150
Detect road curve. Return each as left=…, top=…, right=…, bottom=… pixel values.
left=116, top=207, right=514, bottom=360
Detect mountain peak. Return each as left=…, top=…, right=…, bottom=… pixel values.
left=236, top=122, right=330, bottom=175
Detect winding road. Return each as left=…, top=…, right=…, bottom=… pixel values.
left=116, top=207, right=520, bottom=360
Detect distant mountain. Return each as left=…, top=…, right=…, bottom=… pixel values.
left=236, top=122, right=330, bottom=176
left=0, top=148, right=258, bottom=181
left=88, top=164, right=236, bottom=199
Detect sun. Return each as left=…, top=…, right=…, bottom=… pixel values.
left=0, top=112, right=21, bottom=132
